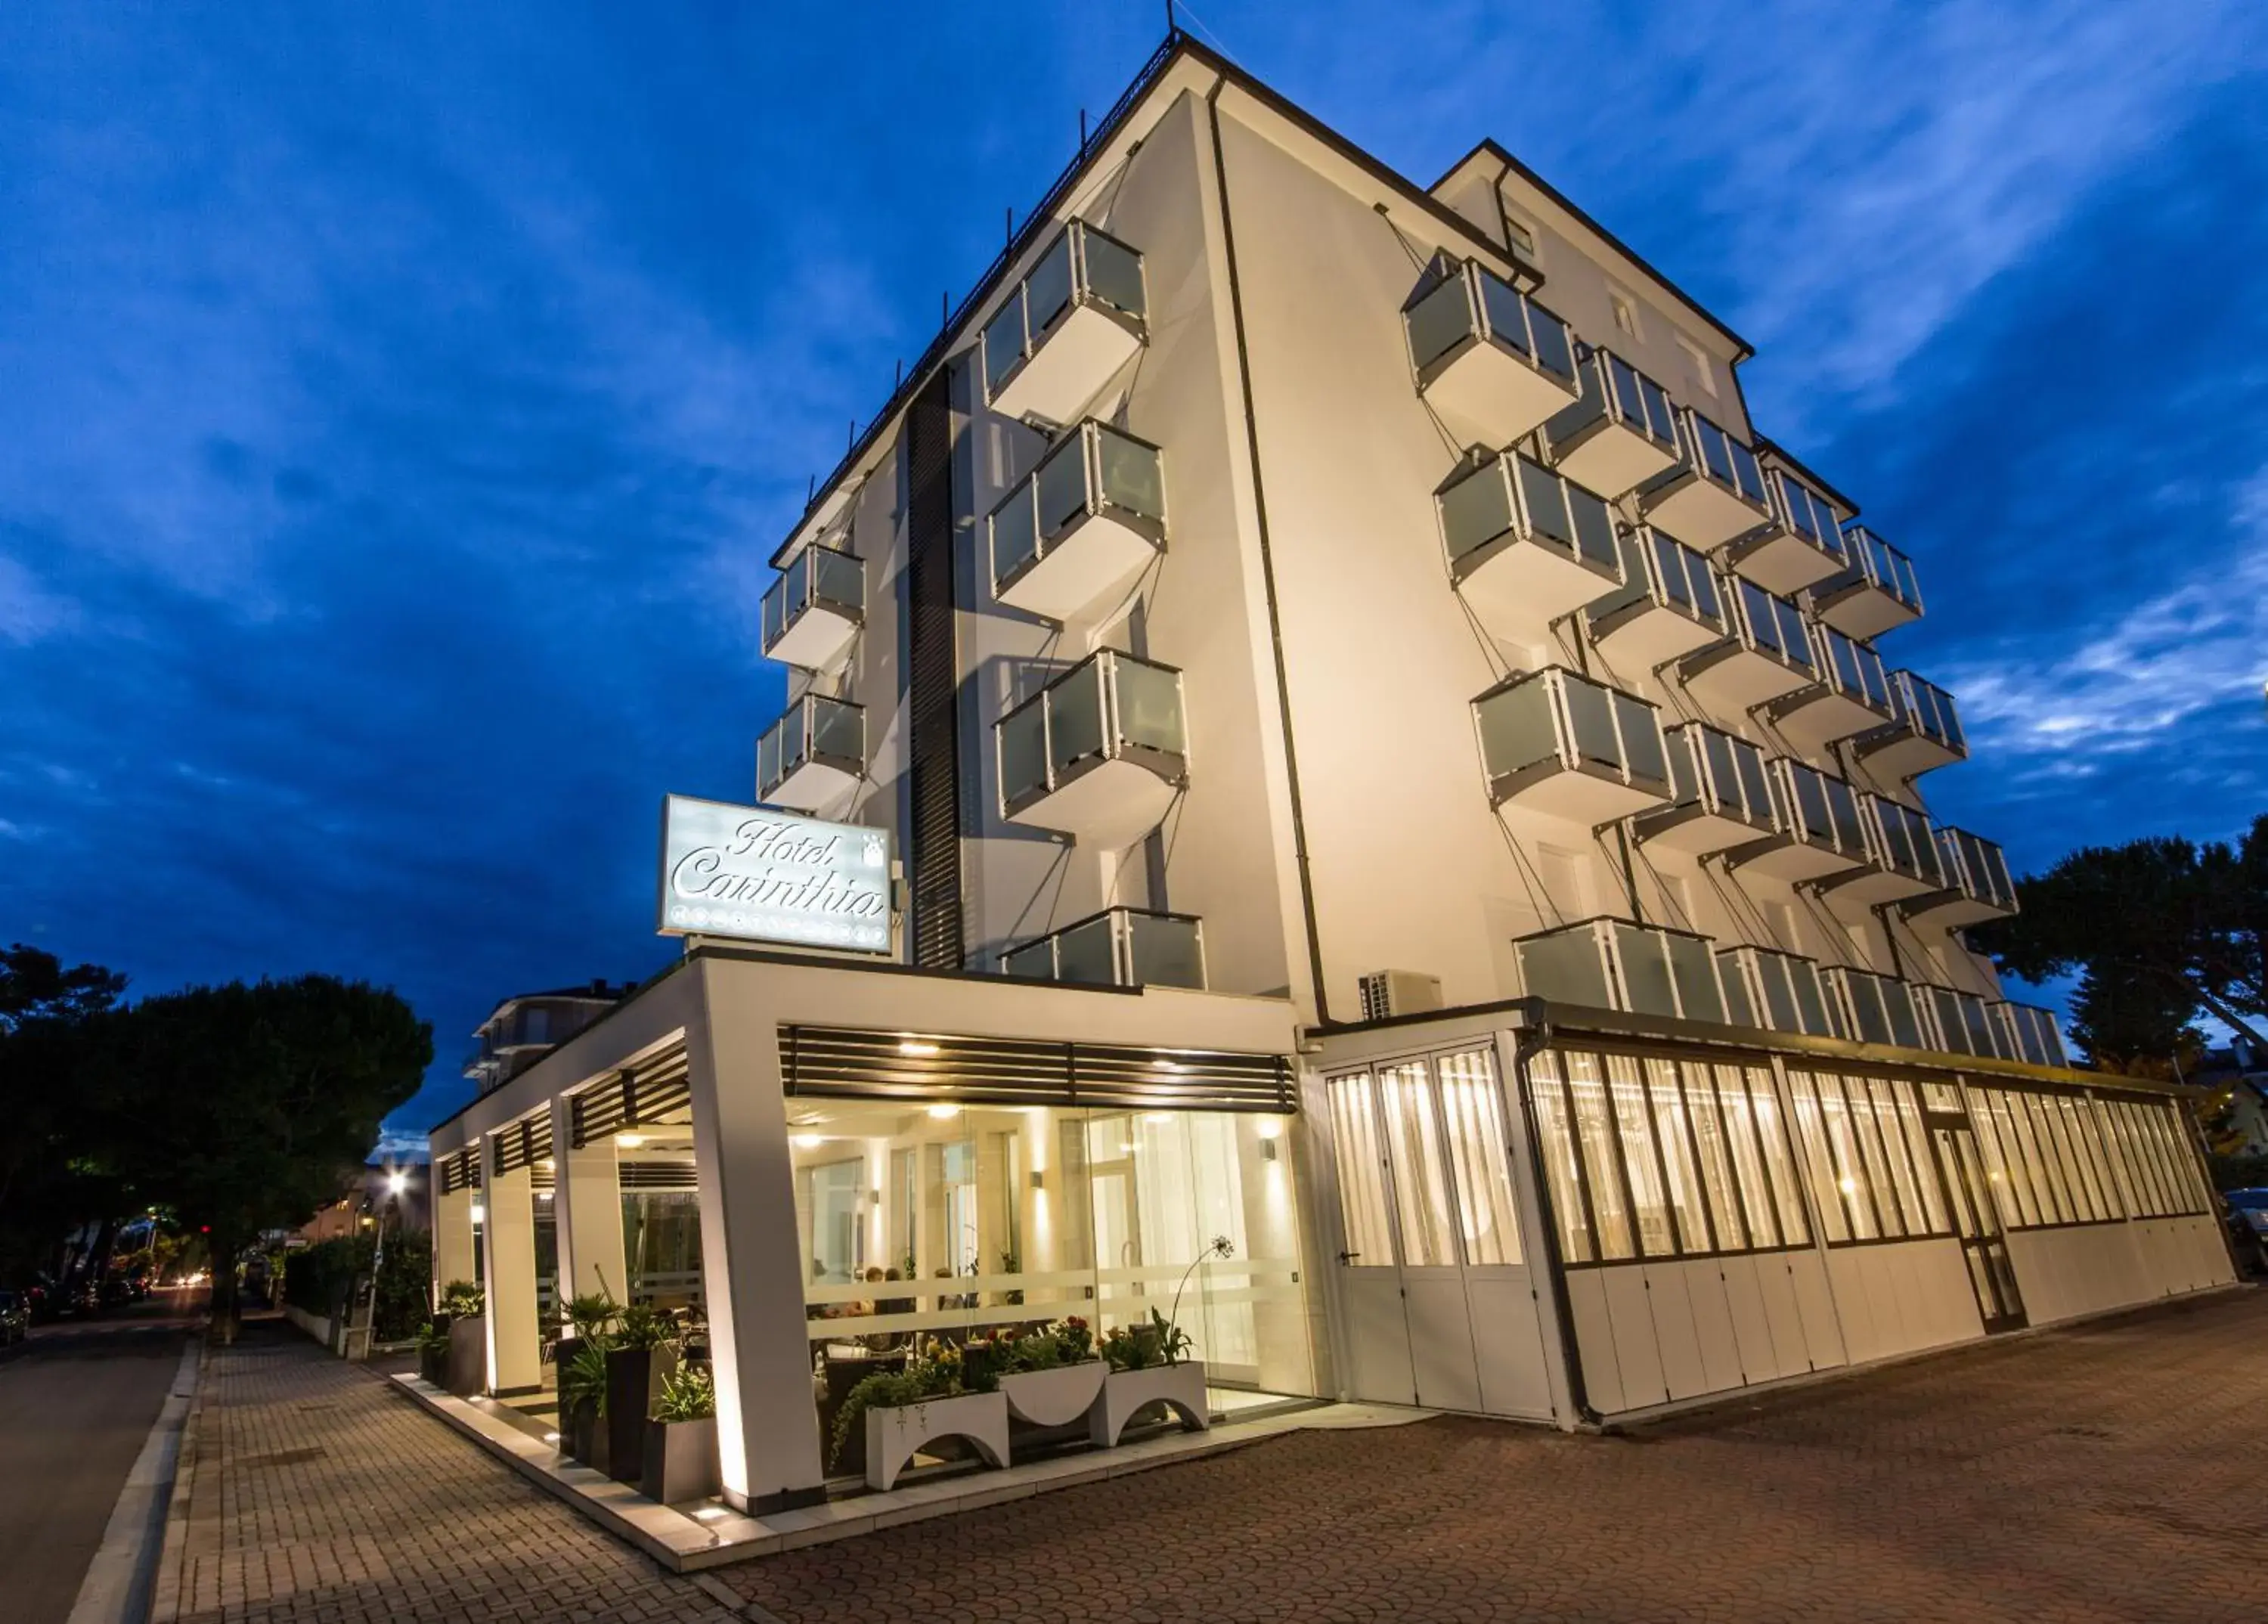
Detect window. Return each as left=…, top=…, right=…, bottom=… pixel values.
left=1503, top=214, right=1538, bottom=261
left=1436, top=1049, right=1524, bottom=1266
left=1328, top=1074, right=1396, bottom=1267
left=1676, top=333, right=1718, bottom=397
left=1380, top=1061, right=1459, bottom=1266
left=1610, top=290, right=1641, bottom=339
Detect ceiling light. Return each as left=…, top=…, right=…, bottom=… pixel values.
left=898, top=1039, right=940, bottom=1058
left=792, top=1133, right=825, bottom=1150
left=615, top=1133, right=645, bottom=1148
left=926, top=1103, right=962, bottom=1120
left=1144, top=1112, right=1174, bottom=1125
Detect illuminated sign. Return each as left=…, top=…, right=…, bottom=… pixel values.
left=657, top=795, right=892, bottom=953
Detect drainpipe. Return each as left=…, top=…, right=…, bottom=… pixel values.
left=1507, top=1010, right=1602, bottom=1427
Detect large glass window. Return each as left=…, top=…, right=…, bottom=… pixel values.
left=1565, top=1052, right=1636, bottom=1260
left=1436, top=1050, right=1524, bottom=1266
left=1785, top=1071, right=1852, bottom=1244
left=1529, top=1056, right=1594, bottom=1264
left=1646, top=1058, right=1713, bottom=1253
left=1380, top=1062, right=1459, bottom=1268
left=1607, top=1055, right=1677, bottom=1257
left=1328, top=1074, right=1396, bottom=1268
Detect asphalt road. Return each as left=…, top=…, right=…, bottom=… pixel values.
left=0, top=1291, right=197, bottom=1624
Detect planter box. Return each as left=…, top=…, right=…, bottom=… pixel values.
left=642, top=1417, right=720, bottom=1505
left=1090, top=1360, right=1209, bottom=1449
left=605, top=1344, right=679, bottom=1484
left=1000, top=1362, right=1106, bottom=1428
left=417, top=1342, right=448, bottom=1385
left=865, top=1390, right=1009, bottom=1493
left=445, top=1316, right=487, bottom=1396
left=567, top=1399, right=609, bottom=1475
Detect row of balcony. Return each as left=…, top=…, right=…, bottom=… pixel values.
left=1516, top=916, right=2066, bottom=1068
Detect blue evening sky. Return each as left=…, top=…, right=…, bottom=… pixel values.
left=3, top=4, right=2263, bottom=1154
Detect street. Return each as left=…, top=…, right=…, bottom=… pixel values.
left=0, top=1290, right=197, bottom=1624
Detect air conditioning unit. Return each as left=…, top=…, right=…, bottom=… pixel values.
left=1358, top=969, right=1444, bottom=1022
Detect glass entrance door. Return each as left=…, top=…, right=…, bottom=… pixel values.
left=1926, top=1111, right=2027, bottom=1333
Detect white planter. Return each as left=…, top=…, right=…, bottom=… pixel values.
left=864, top=1390, right=1010, bottom=1493
left=1090, top=1359, right=1210, bottom=1449
left=999, top=1362, right=1106, bottom=1427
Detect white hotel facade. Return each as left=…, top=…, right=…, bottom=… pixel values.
left=431, top=38, right=2234, bottom=1514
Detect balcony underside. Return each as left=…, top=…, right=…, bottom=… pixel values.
left=1852, top=730, right=1964, bottom=783
left=997, top=510, right=1161, bottom=625
left=1422, top=342, right=1579, bottom=450
left=1724, top=833, right=1864, bottom=882
left=1005, top=754, right=1180, bottom=850
left=991, top=304, right=1142, bottom=427
left=1899, top=888, right=2015, bottom=928
left=1677, top=643, right=1814, bottom=716
left=1628, top=803, right=1773, bottom=857
left=1548, top=418, right=1678, bottom=500
left=1721, top=528, right=1845, bottom=595
left=1489, top=760, right=1665, bottom=826
left=1456, top=537, right=1618, bottom=640
left=1637, top=478, right=1764, bottom=550
left=1761, top=688, right=1895, bottom=749
left=1817, top=865, right=1939, bottom=907
left=1809, top=578, right=1919, bottom=640
left=1588, top=598, right=1724, bottom=674
left=767, top=755, right=860, bottom=814
left=765, top=603, right=860, bottom=672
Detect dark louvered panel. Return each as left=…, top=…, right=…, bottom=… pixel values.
left=570, top=1049, right=692, bottom=1147
left=438, top=1147, right=482, bottom=1195
left=619, top=1161, right=699, bottom=1191
left=905, top=368, right=965, bottom=969
left=492, top=1114, right=553, bottom=1176
left=781, top=1025, right=1294, bottom=1114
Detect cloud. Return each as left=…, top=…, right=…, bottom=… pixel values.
left=0, top=553, right=77, bottom=645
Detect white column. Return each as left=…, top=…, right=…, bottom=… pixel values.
left=434, top=1181, right=476, bottom=1306
left=684, top=962, right=829, bottom=1513
left=482, top=1151, right=542, bottom=1393
left=551, top=1095, right=629, bottom=1306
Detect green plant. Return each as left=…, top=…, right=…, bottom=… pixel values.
left=958, top=1333, right=1011, bottom=1393
left=439, top=1278, right=485, bottom=1317
left=1052, top=1315, right=1094, bottom=1363
left=615, top=1303, right=679, bottom=1350
left=652, top=1362, right=715, bottom=1423
left=1100, top=1308, right=1193, bottom=1371
left=414, top=1320, right=450, bottom=1354
left=560, top=1339, right=611, bottom=1416
left=828, top=1357, right=959, bottom=1471
left=562, top=1290, right=621, bottom=1341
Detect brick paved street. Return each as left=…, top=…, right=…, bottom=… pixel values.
left=165, top=1291, right=2268, bottom=1622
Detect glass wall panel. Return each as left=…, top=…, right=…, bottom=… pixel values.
left=1562, top=676, right=1622, bottom=770
left=1125, top=913, right=1204, bottom=990
left=1047, top=661, right=1105, bottom=770
left=1606, top=1055, right=1676, bottom=1257
left=1052, top=915, right=1118, bottom=985
left=1645, top=1058, right=1712, bottom=1253
left=982, top=295, right=1027, bottom=397
left=1565, top=1052, right=1635, bottom=1260
left=2006, top=1093, right=2070, bottom=1223
left=1328, top=1076, right=1396, bottom=1268
left=1892, top=1080, right=1950, bottom=1232
left=1866, top=1077, right=1930, bottom=1235
left=1528, top=1058, right=1595, bottom=1263
left=2088, top=1099, right=2140, bottom=1217
left=1814, top=1074, right=1880, bottom=1239
left=1080, top=228, right=1145, bottom=318
left=998, top=702, right=1049, bottom=807
left=1842, top=1077, right=1907, bottom=1237
left=1518, top=926, right=1614, bottom=1009
left=1437, top=1050, right=1524, bottom=1266
left=991, top=486, right=1040, bottom=588
left=1407, top=274, right=1476, bottom=372
left=1441, top=460, right=1514, bottom=563
left=1746, top=1068, right=1811, bottom=1245
left=1785, top=1071, right=1852, bottom=1244
left=1683, top=1065, right=1750, bottom=1250
left=1036, top=435, right=1089, bottom=535
left=1379, top=1062, right=1458, bottom=1267
left=1026, top=234, right=1075, bottom=332
left=1095, top=426, right=1164, bottom=522
left=1112, top=657, right=1185, bottom=756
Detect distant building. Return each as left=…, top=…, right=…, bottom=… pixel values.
left=463, top=981, right=632, bottom=1095
left=291, top=1161, right=431, bottom=1246
left=2196, top=1037, right=2268, bottom=1154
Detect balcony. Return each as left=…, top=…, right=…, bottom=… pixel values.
left=1402, top=256, right=1580, bottom=448
left=1473, top=665, right=1669, bottom=823
left=1915, top=984, right=2004, bottom=1060
left=1675, top=576, right=1820, bottom=715
left=761, top=541, right=863, bottom=672
left=1721, top=465, right=1848, bottom=595
left=1901, top=827, right=2019, bottom=927
left=1585, top=525, right=1728, bottom=671
left=998, top=649, right=1185, bottom=849
left=1820, top=792, right=1945, bottom=906
left=1808, top=525, right=1923, bottom=638
left=1759, top=623, right=1898, bottom=746
left=1819, top=965, right=1928, bottom=1050
left=1715, top=945, right=1838, bottom=1037
left=1851, top=670, right=1967, bottom=782
left=982, top=220, right=1147, bottom=426
left=1630, top=721, right=1777, bottom=855
left=758, top=693, right=865, bottom=811
left=1992, top=1001, right=2068, bottom=1068
left=1516, top=916, right=1727, bottom=1024
left=990, top=421, right=1165, bottom=624
left=1634, top=407, right=1771, bottom=548
left=1437, top=449, right=1621, bottom=635
left=1725, top=757, right=1868, bottom=881
left=1538, top=345, right=1681, bottom=497
left=1000, top=906, right=1205, bottom=990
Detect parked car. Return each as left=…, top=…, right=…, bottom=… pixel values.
left=0, top=1291, right=28, bottom=1345
left=2223, top=1189, right=2268, bottom=1273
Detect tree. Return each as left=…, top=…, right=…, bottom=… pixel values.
left=105, top=975, right=431, bottom=1340
left=0, top=945, right=129, bottom=1278
left=1975, top=817, right=2268, bottom=1075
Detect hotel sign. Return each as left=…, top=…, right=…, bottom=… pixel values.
left=657, top=795, right=892, bottom=953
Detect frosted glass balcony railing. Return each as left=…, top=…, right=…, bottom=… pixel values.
left=1517, top=916, right=1727, bottom=1024
left=760, top=541, right=864, bottom=672
left=1902, top=827, right=2019, bottom=927
left=1916, top=984, right=2004, bottom=1061
left=1539, top=345, right=1682, bottom=497
left=1000, top=906, right=1206, bottom=990
left=1819, top=966, right=1929, bottom=1051
left=1725, top=756, right=1869, bottom=881
left=1808, top=524, right=1923, bottom=638
left=1634, top=406, right=1771, bottom=548
left=1473, top=665, right=1671, bottom=823
left=1819, top=792, right=1944, bottom=907
left=1852, top=669, right=1968, bottom=782
left=989, top=420, right=1166, bottom=624
left=1715, top=945, right=1838, bottom=1038
left=1761, top=622, right=1898, bottom=744
left=758, top=693, right=865, bottom=811
left=1992, top=1001, right=2068, bottom=1068
left=1722, top=464, right=1849, bottom=595
left=1436, top=449, right=1622, bottom=634
left=982, top=219, right=1147, bottom=425
left=1630, top=720, right=1777, bottom=855
left=1676, top=575, right=1820, bottom=716
left=1402, top=255, right=1581, bottom=448
left=997, top=649, right=1186, bottom=849
left=1585, top=525, right=1728, bottom=669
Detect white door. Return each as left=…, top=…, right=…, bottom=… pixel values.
left=1326, top=1050, right=1555, bottom=1418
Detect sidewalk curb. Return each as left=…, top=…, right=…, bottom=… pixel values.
left=67, top=1335, right=203, bottom=1624
left=144, top=1337, right=207, bottom=1624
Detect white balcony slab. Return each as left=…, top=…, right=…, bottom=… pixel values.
left=1639, top=479, right=1767, bottom=550
left=1817, top=865, right=1938, bottom=907
left=1854, top=730, right=1964, bottom=784
left=996, top=510, right=1160, bottom=624
left=767, top=757, right=860, bottom=814
left=764, top=604, right=859, bottom=672
left=1726, top=835, right=1864, bottom=883
left=1590, top=599, right=1724, bottom=674
left=1496, top=764, right=1666, bottom=826
left=1551, top=421, right=1679, bottom=500
left=1457, top=538, right=1617, bottom=640
left=1008, top=755, right=1179, bottom=850
left=1424, top=342, right=1579, bottom=450
left=1631, top=805, right=1773, bottom=857
left=1766, top=688, right=1895, bottom=749
left=1678, top=645, right=1815, bottom=717
left=1810, top=579, right=1919, bottom=640
left=990, top=304, right=1140, bottom=426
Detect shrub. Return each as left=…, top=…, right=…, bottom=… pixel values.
left=652, top=1362, right=715, bottom=1422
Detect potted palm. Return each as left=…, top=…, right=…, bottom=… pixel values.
left=604, top=1304, right=680, bottom=1484
left=641, top=1362, right=720, bottom=1504
left=438, top=1280, right=487, bottom=1396
left=560, top=1338, right=612, bottom=1473
left=553, top=1288, right=620, bottom=1387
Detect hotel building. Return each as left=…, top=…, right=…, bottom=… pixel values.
left=430, top=36, right=2234, bottom=1515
